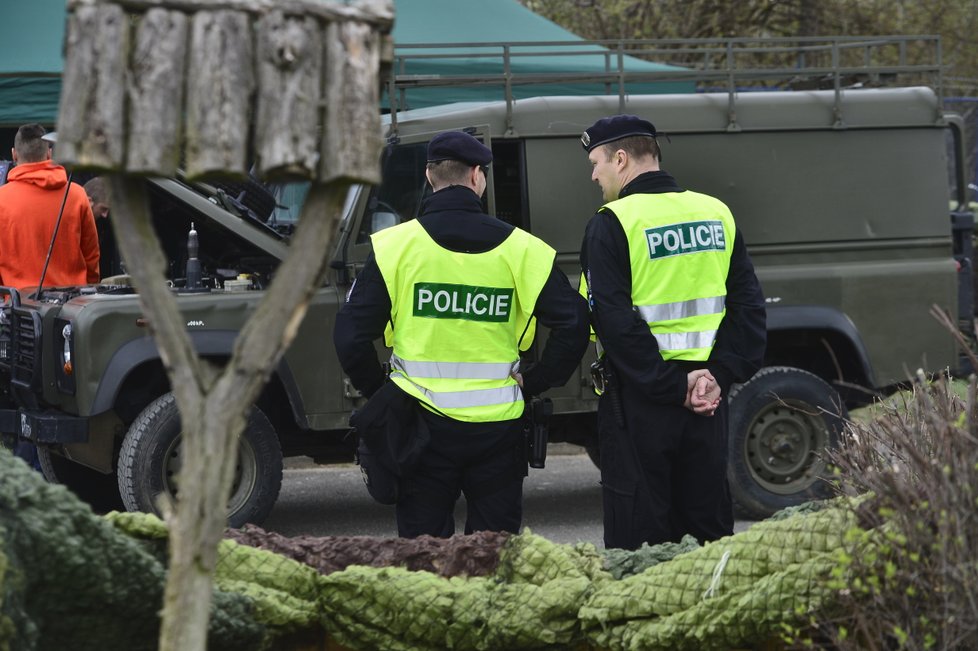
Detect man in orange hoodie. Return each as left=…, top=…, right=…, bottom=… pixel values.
left=0, top=124, right=100, bottom=290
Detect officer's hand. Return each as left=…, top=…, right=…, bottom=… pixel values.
left=684, top=369, right=711, bottom=405
left=511, top=371, right=524, bottom=388
left=685, top=370, right=721, bottom=416
left=695, top=376, right=721, bottom=416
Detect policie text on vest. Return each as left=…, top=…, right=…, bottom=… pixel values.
left=414, top=282, right=514, bottom=322
left=646, top=220, right=725, bottom=260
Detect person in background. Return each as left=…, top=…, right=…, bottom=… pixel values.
left=580, top=115, right=766, bottom=550
left=84, top=176, right=124, bottom=278
left=334, top=131, right=590, bottom=538
left=0, top=124, right=100, bottom=470
left=0, top=123, right=99, bottom=290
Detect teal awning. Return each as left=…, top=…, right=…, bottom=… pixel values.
left=0, top=0, right=691, bottom=126
left=388, top=0, right=691, bottom=109
left=0, top=0, right=65, bottom=126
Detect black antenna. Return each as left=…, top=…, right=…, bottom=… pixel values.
left=176, top=221, right=209, bottom=293
left=34, top=169, right=74, bottom=299
left=185, top=222, right=202, bottom=290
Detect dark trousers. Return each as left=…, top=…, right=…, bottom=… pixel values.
left=395, top=412, right=526, bottom=538
left=598, top=381, right=733, bottom=550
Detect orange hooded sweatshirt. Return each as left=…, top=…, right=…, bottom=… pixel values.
left=0, top=160, right=100, bottom=290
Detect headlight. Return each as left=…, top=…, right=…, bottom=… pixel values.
left=0, top=308, right=9, bottom=366
left=53, top=317, right=76, bottom=394
left=61, top=322, right=72, bottom=375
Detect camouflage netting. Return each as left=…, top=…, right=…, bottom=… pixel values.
left=579, top=506, right=857, bottom=650
left=2, top=446, right=867, bottom=651
left=601, top=535, right=701, bottom=580
left=0, top=449, right=262, bottom=651
left=314, top=528, right=610, bottom=651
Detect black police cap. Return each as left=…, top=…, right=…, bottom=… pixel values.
left=581, top=115, right=657, bottom=152
left=426, top=131, right=493, bottom=166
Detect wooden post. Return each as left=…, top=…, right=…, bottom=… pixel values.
left=184, top=10, right=254, bottom=179
left=127, top=9, right=189, bottom=176
left=59, top=3, right=393, bottom=651
left=253, top=11, right=322, bottom=179
left=56, top=3, right=128, bottom=170
left=320, top=20, right=384, bottom=184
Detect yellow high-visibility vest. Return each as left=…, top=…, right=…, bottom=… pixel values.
left=601, top=191, right=735, bottom=361
left=373, top=219, right=555, bottom=422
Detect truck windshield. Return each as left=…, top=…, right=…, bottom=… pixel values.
left=266, top=181, right=360, bottom=234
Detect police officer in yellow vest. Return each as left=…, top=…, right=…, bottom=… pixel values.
left=580, top=115, right=766, bottom=549
left=334, top=131, right=590, bottom=538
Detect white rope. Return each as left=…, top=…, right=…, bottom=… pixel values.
left=703, top=549, right=731, bottom=599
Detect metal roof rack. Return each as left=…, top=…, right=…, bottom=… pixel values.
left=386, top=35, right=945, bottom=132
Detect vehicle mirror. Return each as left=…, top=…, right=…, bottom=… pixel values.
left=371, top=211, right=398, bottom=234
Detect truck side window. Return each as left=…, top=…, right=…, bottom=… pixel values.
left=490, top=139, right=529, bottom=231
left=357, top=142, right=429, bottom=244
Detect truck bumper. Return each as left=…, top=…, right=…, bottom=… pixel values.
left=0, top=409, right=88, bottom=444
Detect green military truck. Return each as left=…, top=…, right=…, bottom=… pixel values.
left=0, top=37, right=970, bottom=524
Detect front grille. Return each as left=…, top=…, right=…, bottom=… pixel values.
left=10, top=308, right=41, bottom=390
left=0, top=307, right=10, bottom=367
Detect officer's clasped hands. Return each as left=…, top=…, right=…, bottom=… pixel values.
left=684, top=369, right=721, bottom=417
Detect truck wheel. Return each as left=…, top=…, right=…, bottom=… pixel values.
left=118, top=393, right=283, bottom=528
left=37, top=446, right=125, bottom=513
left=727, top=366, right=847, bottom=520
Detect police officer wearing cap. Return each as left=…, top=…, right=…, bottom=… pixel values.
left=334, top=130, right=589, bottom=538
left=579, top=115, right=766, bottom=549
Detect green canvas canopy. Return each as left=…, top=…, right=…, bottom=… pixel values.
left=0, top=0, right=690, bottom=126
left=0, top=0, right=65, bottom=126
left=387, top=0, right=691, bottom=110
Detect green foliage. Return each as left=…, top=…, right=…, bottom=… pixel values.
left=519, top=0, right=978, bottom=94
left=0, top=544, right=15, bottom=651
left=805, top=374, right=978, bottom=649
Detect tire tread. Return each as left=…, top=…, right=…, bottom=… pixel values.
left=117, top=393, right=283, bottom=527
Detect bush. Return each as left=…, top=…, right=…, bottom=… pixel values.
left=805, top=367, right=978, bottom=650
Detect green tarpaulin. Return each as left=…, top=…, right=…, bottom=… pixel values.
left=0, top=0, right=65, bottom=126
left=0, top=0, right=690, bottom=126
left=387, top=0, right=690, bottom=109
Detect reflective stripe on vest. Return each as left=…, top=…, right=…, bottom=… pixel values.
left=391, top=371, right=523, bottom=409
left=651, top=329, right=719, bottom=352
left=635, top=296, right=725, bottom=323
left=391, top=354, right=519, bottom=380
left=603, top=191, right=734, bottom=361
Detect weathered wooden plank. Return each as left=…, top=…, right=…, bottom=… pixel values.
left=56, top=4, right=128, bottom=170
left=127, top=9, right=189, bottom=175
left=320, top=20, right=383, bottom=184
left=253, top=11, right=321, bottom=179
left=184, top=10, right=254, bottom=179
left=67, top=0, right=395, bottom=28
